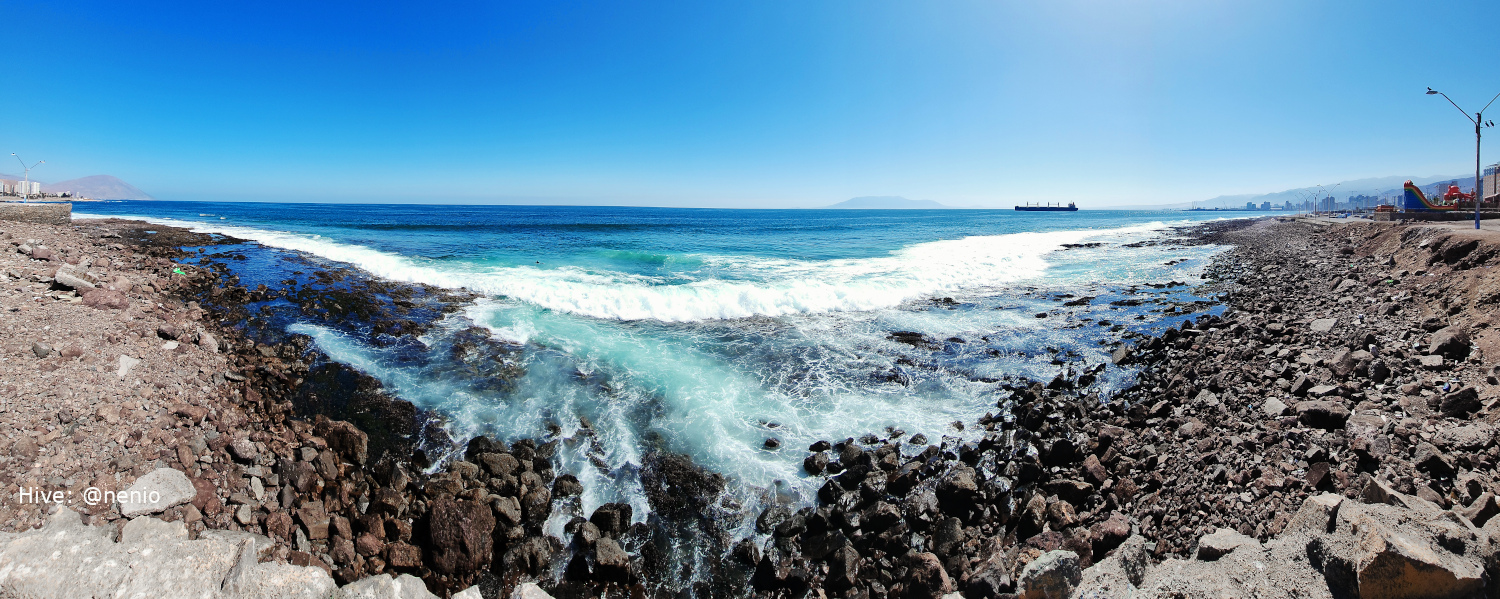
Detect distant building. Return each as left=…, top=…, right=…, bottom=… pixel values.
left=1484, top=164, right=1500, bottom=205
left=17, top=181, right=39, bottom=196
left=1259, top=201, right=1271, bottom=210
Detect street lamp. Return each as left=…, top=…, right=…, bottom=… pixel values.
left=1316, top=183, right=1342, bottom=214
left=1427, top=87, right=1499, bottom=229
left=10, top=153, right=43, bottom=202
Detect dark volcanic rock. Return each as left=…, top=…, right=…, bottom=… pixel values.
left=1428, top=326, right=1471, bottom=360
left=593, top=537, right=631, bottom=582
left=1294, top=401, right=1350, bottom=430
left=1414, top=442, right=1455, bottom=478
left=590, top=503, right=633, bottom=537
left=427, top=497, right=495, bottom=575
left=902, top=552, right=954, bottom=598
left=1440, top=387, right=1481, bottom=418
left=640, top=450, right=725, bottom=520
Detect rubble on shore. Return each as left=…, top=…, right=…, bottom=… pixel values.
left=8, top=215, right=1500, bottom=598
left=742, top=218, right=1500, bottom=598
left=0, top=218, right=516, bottom=597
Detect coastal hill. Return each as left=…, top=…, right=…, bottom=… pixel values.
left=825, top=196, right=948, bottom=209
left=1192, top=173, right=1469, bottom=209
left=0, top=173, right=154, bottom=200
left=1100, top=173, right=1472, bottom=210
left=43, top=175, right=154, bottom=200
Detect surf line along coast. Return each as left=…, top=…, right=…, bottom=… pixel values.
left=3, top=215, right=1499, bottom=598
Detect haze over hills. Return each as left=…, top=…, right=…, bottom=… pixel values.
left=45, top=175, right=154, bottom=200
left=0, top=173, right=154, bottom=200
left=825, top=196, right=949, bottom=209
left=1096, top=173, right=1475, bottom=210
left=1188, top=174, right=1471, bottom=209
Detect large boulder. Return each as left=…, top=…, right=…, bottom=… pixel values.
left=81, top=288, right=129, bottom=310
left=1089, top=512, right=1132, bottom=557
left=826, top=544, right=860, bottom=591
left=1413, top=442, right=1455, bottom=478
left=589, top=503, right=633, bottom=537
left=118, top=468, right=197, bottom=517
left=1295, top=401, right=1351, bottom=430
left=1099, top=493, right=1492, bottom=599
left=1427, top=326, right=1471, bottom=360
left=1195, top=528, right=1260, bottom=561
left=426, top=497, right=495, bottom=575
left=0, top=509, right=336, bottom=598
left=1017, top=550, right=1081, bottom=599
left=1434, top=425, right=1493, bottom=451
left=314, top=418, right=369, bottom=466
left=1345, top=514, right=1484, bottom=599
left=1284, top=493, right=1485, bottom=599
left=1071, top=535, right=1150, bottom=599
left=510, top=583, right=554, bottom=599
left=52, top=269, right=95, bottom=290
left=1438, top=387, right=1481, bottom=419
left=901, top=552, right=953, bottom=598
left=337, top=573, right=439, bottom=598
left=967, top=547, right=1013, bottom=598
left=1459, top=493, right=1500, bottom=527
left=592, top=537, right=631, bottom=582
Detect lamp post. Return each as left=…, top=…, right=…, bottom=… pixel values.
left=1426, top=88, right=1499, bottom=229
left=10, top=153, right=43, bottom=202
left=1318, top=183, right=1342, bottom=214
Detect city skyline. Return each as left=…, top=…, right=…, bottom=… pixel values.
left=2, top=0, right=1497, bottom=207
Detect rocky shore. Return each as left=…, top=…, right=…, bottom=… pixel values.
left=747, top=217, right=1500, bottom=598
left=6, top=214, right=1500, bottom=598
left=0, top=218, right=510, bottom=597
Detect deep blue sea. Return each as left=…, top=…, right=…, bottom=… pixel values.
left=76, top=201, right=1234, bottom=541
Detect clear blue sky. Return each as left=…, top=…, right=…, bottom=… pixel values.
left=2, top=0, right=1497, bottom=207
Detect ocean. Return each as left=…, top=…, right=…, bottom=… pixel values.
left=76, top=201, right=1232, bottom=560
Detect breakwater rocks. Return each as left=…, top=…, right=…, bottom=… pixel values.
left=746, top=218, right=1500, bottom=598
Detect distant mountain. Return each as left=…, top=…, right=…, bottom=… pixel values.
left=826, top=196, right=948, bottom=209
left=41, top=175, right=153, bottom=200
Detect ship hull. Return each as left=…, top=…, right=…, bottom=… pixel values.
left=1014, top=206, right=1078, bottom=211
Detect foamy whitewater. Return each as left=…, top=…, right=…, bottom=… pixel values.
left=78, top=202, right=1230, bottom=553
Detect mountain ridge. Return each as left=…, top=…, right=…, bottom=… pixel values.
left=1, top=173, right=153, bottom=200
left=1191, top=173, right=1472, bottom=209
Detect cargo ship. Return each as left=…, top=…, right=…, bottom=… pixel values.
left=1014, top=202, right=1078, bottom=212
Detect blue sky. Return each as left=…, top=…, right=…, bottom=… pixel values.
left=1, top=0, right=1497, bottom=207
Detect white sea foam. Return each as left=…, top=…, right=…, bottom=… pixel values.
left=74, top=212, right=1186, bottom=322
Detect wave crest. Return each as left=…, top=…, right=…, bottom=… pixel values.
left=75, top=212, right=1164, bottom=322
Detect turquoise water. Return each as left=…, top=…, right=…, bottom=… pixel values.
left=77, top=201, right=1232, bottom=538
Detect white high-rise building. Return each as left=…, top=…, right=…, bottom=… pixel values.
left=18, top=181, right=39, bottom=196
